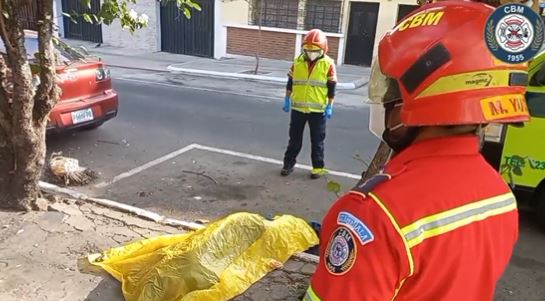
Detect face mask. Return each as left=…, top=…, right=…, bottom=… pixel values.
left=305, top=51, right=322, bottom=62
left=381, top=100, right=419, bottom=153
left=382, top=126, right=419, bottom=153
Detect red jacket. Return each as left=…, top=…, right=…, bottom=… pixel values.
left=305, top=136, right=518, bottom=301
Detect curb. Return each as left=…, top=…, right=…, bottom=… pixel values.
left=38, top=181, right=319, bottom=264
left=167, top=65, right=368, bottom=90
left=108, top=64, right=169, bottom=73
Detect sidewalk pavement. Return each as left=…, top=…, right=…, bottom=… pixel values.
left=0, top=194, right=316, bottom=301
left=65, top=39, right=370, bottom=90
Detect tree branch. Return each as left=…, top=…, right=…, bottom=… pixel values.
left=33, top=0, right=58, bottom=122
left=3, top=0, right=34, bottom=128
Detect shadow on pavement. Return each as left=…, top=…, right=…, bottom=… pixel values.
left=84, top=276, right=124, bottom=301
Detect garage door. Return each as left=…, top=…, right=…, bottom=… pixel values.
left=160, top=0, right=215, bottom=57
left=61, top=0, right=103, bottom=43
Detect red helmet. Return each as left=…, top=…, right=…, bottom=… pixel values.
left=368, top=0, right=530, bottom=128
left=303, top=29, right=328, bottom=53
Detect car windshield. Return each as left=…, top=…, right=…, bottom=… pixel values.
left=27, top=37, right=86, bottom=63
left=0, top=35, right=86, bottom=65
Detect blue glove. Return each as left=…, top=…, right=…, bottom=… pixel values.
left=324, top=104, right=333, bottom=119
left=282, top=96, right=291, bottom=112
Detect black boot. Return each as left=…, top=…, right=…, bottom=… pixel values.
left=281, top=166, right=294, bottom=176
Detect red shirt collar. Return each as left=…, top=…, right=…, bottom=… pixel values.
left=385, top=135, right=481, bottom=175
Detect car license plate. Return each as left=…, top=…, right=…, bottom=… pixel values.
left=71, top=108, right=94, bottom=124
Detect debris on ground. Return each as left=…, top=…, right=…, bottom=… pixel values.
left=48, top=152, right=98, bottom=186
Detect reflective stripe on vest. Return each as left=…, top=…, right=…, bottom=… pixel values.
left=304, top=286, right=322, bottom=301
left=293, top=79, right=328, bottom=88
left=292, top=101, right=324, bottom=109
left=401, top=192, right=516, bottom=248
left=291, top=55, right=332, bottom=113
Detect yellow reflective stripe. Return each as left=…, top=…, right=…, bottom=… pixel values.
left=292, top=101, right=324, bottom=109
left=402, top=193, right=517, bottom=248
left=293, top=80, right=327, bottom=87
left=416, top=70, right=527, bottom=98
left=304, top=286, right=322, bottom=301
left=368, top=193, right=415, bottom=276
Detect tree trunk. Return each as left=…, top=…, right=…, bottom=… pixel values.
left=0, top=0, right=57, bottom=210
left=0, top=113, right=47, bottom=211
left=254, top=0, right=263, bottom=75
left=361, top=141, right=392, bottom=182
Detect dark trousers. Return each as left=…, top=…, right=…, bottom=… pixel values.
left=283, top=110, right=326, bottom=169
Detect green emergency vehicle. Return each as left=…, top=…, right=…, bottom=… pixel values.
left=482, top=51, right=545, bottom=230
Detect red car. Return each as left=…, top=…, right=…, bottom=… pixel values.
left=2, top=31, right=118, bottom=132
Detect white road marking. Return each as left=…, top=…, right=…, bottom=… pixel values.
left=192, top=144, right=361, bottom=180
left=94, top=144, right=198, bottom=188
left=96, top=143, right=361, bottom=188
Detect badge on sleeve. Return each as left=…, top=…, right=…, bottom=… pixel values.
left=337, top=211, right=374, bottom=246
left=325, top=226, right=357, bottom=275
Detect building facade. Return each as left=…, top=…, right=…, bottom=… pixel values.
left=220, top=0, right=420, bottom=66
left=54, top=0, right=423, bottom=66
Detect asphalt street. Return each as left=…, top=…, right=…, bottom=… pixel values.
left=47, top=68, right=378, bottom=181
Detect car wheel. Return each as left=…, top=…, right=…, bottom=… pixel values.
left=80, top=122, right=104, bottom=131
left=537, top=188, right=545, bottom=231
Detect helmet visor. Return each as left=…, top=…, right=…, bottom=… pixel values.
left=366, top=55, right=400, bottom=105
left=366, top=56, right=403, bottom=139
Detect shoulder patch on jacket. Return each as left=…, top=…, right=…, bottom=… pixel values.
left=337, top=211, right=374, bottom=246
left=351, top=173, right=391, bottom=195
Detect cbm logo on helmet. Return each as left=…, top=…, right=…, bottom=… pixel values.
left=485, top=3, right=545, bottom=63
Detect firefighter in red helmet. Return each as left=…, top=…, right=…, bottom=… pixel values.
left=281, top=29, right=337, bottom=179
left=304, top=1, right=528, bottom=300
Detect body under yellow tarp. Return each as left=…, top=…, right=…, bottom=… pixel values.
left=88, top=212, right=319, bottom=301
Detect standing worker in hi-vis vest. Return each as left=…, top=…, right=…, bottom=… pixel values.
left=281, top=29, right=337, bottom=179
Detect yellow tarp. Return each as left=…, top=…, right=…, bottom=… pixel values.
left=88, top=212, right=319, bottom=301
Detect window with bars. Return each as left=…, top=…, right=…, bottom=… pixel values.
left=304, top=0, right=343, bottom=33
left=250, top=0, right=299, bottom=29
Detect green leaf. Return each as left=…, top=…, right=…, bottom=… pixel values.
left=83, top=14, right=93, bottom=24
left=513, top=167, right=523, bottom=176
left=183, top=7, right=192, bottom=19
left=82, top=0, right=92, bottom=9
left=186, top=1, right=202, bottom=11
left=326, top=181, right=342, bottom=194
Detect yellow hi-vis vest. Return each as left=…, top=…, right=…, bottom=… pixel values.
left=291, top=55, right=334, bottom=113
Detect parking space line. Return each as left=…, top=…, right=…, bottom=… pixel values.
left=192, top=144, right=362, bottom=180
left=94, top=144, right=198, bottom=188
left=95, top=143, right=361, bottom=188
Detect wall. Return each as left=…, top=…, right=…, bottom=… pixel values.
left=227, top=27, right=297, bottom=60
left=100, top=0, right=159, bottom=51
left=226, top=25, right=343, bottom=63
left=216, top=0, right=250, bottom=58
